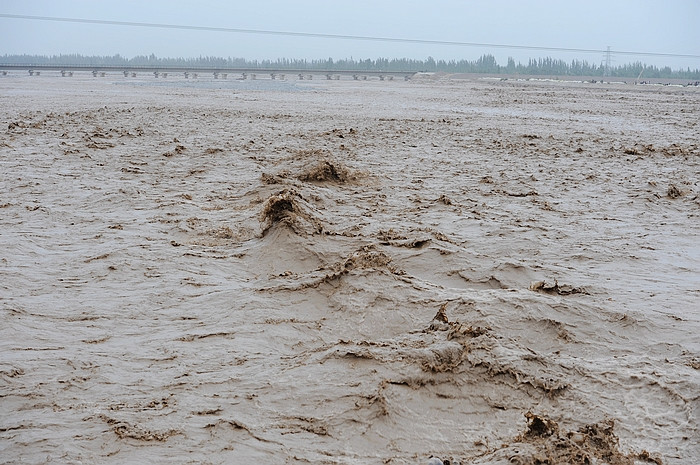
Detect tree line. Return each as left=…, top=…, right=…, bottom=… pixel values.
left=2, top=53, right=698, bottom=79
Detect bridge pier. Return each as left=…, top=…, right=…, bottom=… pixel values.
left=131, top=72, right=136, bottom=77
left=213, top=72, right=218, bottom=79
left=2, top=71, right=7, bottom=76
left=379, top=75, right=385, bottom=81
left=221, top=73, right=227, bottom=79
left=123, top=71, right=129, bottom=77
left=154, top=71, right=159, bottom=78
left=184, top=72, right=189, bottom=79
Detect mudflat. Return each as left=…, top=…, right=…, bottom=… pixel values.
left=1, top=74, right=698, bottom=464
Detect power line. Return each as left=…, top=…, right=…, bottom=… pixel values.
left=1, top=13, right=699, bottom=60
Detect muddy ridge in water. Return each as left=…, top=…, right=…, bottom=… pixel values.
left=1, top=75, right=698, bottom=464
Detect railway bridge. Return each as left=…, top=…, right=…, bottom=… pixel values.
left=0, top=64, right=416, bottom=81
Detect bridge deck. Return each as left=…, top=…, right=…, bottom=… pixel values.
left=0, top=64, right=416, bottom=78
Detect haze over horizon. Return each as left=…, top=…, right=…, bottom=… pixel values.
left=1, top=1, right=699, bottom=70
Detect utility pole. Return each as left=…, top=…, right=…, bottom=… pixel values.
left=604, top=46, right=612, bottom=76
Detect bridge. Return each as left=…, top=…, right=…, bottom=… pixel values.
left=0, top=64, right=416, bottom=81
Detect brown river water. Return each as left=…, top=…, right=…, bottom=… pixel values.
left=1, top=73, right=698, bottom=464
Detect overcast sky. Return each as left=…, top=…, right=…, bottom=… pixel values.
left=1, top=0, right=699, bottom=69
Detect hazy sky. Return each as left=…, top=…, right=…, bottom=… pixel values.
left=1, top=0, right=699, bottom=69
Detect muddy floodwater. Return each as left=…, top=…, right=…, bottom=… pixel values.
left=1, top=73, right=698, bottom=464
